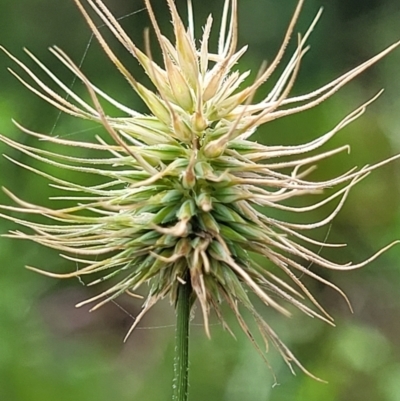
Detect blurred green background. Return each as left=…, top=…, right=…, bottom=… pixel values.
left=1, top=0, right=400, bottom=400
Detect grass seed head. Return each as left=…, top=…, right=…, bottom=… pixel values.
left=1, top=0, right=399, bottom=379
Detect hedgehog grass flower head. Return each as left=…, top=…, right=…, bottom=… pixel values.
left=1, top=0, right=399, bottom=378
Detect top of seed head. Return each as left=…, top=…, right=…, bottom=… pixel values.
left=0, top=0, right=399, bottom=380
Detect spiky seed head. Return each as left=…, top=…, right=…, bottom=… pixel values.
left=1, top=0, right=399, bottom=379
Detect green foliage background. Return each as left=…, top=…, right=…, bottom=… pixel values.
left=1, top=1, right=400, bottom=400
